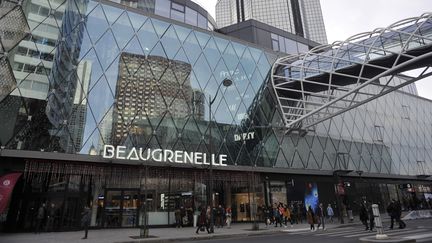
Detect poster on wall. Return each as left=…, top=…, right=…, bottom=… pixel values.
left=304, top=182, right=319, bottom=212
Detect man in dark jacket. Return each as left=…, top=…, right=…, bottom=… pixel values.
left=359, top=201, right=369, bottom=231
left=387, top=200, right=396, bottom=229
left=316, top=203, right=325, bottom=230
left=367, top=201, right=374, bottom=232
left=393, top=199, right=406, bottom=229
left=34, top=203, right=46, bottom=234
left=81, top=206, right=91, bottom=239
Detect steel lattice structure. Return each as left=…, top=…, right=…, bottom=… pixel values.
left=0, top=0, right=29, bottom=102
left=271, top=13, right=432, bottom=130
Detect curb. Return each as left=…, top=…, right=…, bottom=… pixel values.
left=115, top=224, right=350, bottom=243
left=116, top=230, right=289, bottom=243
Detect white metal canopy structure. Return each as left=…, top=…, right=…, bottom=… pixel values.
left=271, top=13, right=432, bottom=130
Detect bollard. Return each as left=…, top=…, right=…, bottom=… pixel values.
left=372, top=204, right=388, bottom=240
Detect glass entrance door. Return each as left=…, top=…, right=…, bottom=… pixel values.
left=122, top=190, right=139, bottom=227
left=103, top=189, right=139, bottom=227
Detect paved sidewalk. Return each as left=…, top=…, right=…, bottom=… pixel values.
left=0, top=221, right=345, bottom=243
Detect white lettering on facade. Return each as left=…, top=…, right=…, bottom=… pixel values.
left=116, top=146, right=126, bottom=159
left=174, top=150, right=183, bottom=163
left=220, top=154, right=227, bottom=166
left=164, top=150, right=174, bottom=162
left=152, top=149, right=162, bottom=162
left=184, top=152, right=193, bottom=164
left=102, top=146, right=230, bottom=167
left=103, top=145, right=115, bottom=158
left=127, top=147, right=139, bottom=160
left=139, top=148, right=151, bottom=161
left=234, top=132, right=255, bottom=142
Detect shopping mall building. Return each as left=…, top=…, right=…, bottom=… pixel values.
left=0, top=0, right=431, bottom=231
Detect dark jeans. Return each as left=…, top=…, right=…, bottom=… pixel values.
left=390, top=216, right=396, bottom=229
left=362, top=219, right=369, bottom=230
left=369, top=218, right=374, bottom=231
left=82, top=223, right=89, bottom=239
left=274, top=217, right=283, bottom=227
left=35, top=219, right=43, bottom=233
left=395, top=216, right=406, bottom=228
left=317, top=216, right=325, bottom=229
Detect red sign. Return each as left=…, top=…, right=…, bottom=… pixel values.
left=0, top=172, right=22, bottom=214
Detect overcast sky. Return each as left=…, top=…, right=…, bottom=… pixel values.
left=193, top=0, right=432, bottom=99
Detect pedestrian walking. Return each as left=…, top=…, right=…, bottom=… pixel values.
left=274, top=204, right=283, bottom=227
left=196, top=207, right=210, bottom=234
left=264, top=206, right=271, bottom=227
left=81, top=206, right=91, bottom=239
left=225, top=207, right=232, bottom=228
left=46, top=203, right=56, bottom=232
left=359, top=201, right=369, bottom=231
left=34, top=203, right=46, bottom=234
left=316, top=203, right=325, bottom=230
left=216, top=205, right=224, bottom=228
left=393, top=199, right=406, bottom=229
left=283, top=204, right=292, bottom=227
left=367, top=201, right=374, bottom=232
left=175, top=207, right=182, bottom=228
left=326, top=204, right=334, bottom=223
left=307, top=205, right=316, bottom=231
left=292, top=203, right=299, bottom=224
left=298, top=204, right=304, bottom=223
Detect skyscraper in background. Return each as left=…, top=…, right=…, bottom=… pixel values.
left=216, top=0, right=328, bottom=44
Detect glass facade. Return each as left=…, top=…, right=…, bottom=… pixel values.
left=109, top=0, right=216, bottom=30
left=0, top=0, right=432, bottom=176
left=1, top=0, right=432, bottom=232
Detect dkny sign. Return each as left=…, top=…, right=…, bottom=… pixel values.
left=234, top=132, right=255, bottom=142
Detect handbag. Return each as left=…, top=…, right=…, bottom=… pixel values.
left=200, top=227, right=205, bottom=232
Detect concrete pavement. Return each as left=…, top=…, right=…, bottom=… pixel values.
left=0, top=221, right=345, bottom=243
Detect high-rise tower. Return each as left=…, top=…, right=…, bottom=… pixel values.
left=216, top=0, right=328, bottom=44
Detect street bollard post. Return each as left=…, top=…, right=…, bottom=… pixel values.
left=372, top=204, right=388, bottom=240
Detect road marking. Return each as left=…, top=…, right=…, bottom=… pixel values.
left=316, top=228, right=366, bottom=236
left=416, top=238, right=432, bottom=243
left=282, top=228, right=311, bottom=233
left=404, top=232, right=432, bottom=239
left=344, top=228, right=424, bottom=238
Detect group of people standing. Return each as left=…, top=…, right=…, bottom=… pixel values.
left=195, top=205, right=232, bottom=234
left=263, top=203, right=296, bottom=227
left=34, top=203, right=59, bottom=234
left=359, top=199, right=406, bottom=232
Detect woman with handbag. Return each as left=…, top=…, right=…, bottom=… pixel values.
left=196, top=207, right=210, bottom=234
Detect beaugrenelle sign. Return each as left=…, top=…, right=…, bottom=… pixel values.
left=103, top=145, right=228, bottom=167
